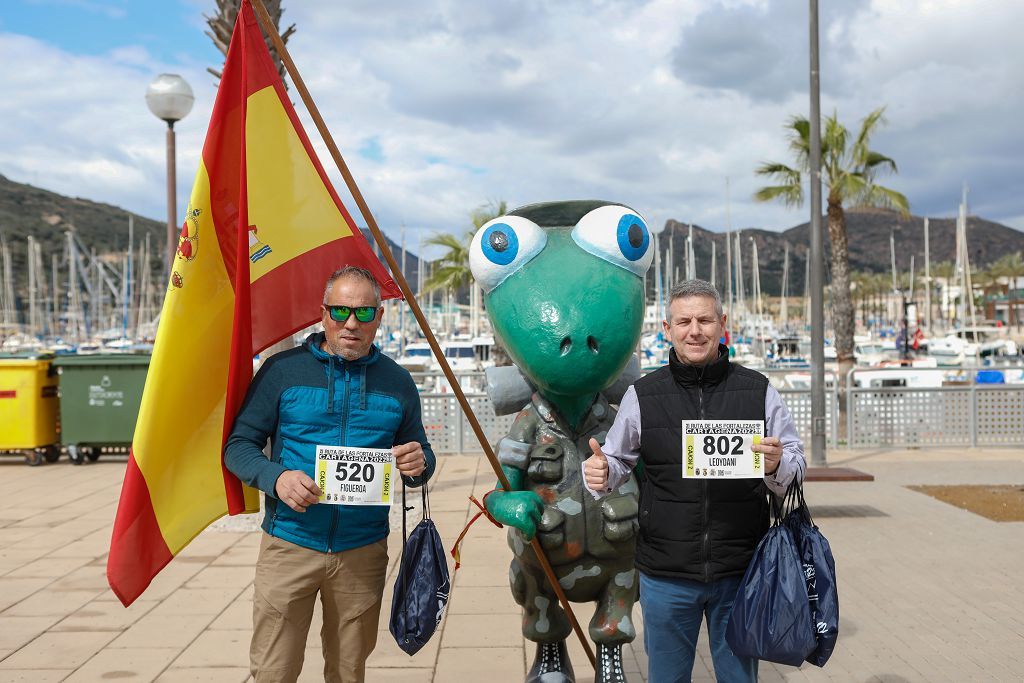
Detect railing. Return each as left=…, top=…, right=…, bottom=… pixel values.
left=416, top=365, right=1024, bottom=452
left=845, top=366, right=1024, bottom=448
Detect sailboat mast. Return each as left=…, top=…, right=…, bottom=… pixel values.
left=28, top=236, right=38, bottom=338
left=960, top=188, right=978, bottom=329
left=710, top=241, right=717, bottom=288
left=780, top=243, right=789, bottom=328
left=0, top=235, right=15, bottom=333
left=923, top=217, right=931, bottom=334
left=666, top=227, right=674, bottom=293
left=123, top=215, right=133, bottom=339
left=725, top=231, right=733, bottom=325
left=51, top=253, right=60, bottom=339
left=735, top=232, right=745, bottom=314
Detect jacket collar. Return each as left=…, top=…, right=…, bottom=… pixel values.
left=305, top=331, right=380, bottom=367
left=668, top=343, right=730, bottom=387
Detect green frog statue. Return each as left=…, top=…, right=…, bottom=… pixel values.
left=469, top=200, right=652, bottom=683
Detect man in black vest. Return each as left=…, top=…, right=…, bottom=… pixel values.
left=584, top=279, right=805, bottom=683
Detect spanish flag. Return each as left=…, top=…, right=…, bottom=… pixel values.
left=107, top=0, right=400, bottom=606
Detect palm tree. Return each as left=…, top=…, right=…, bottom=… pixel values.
left=423, top=200, right=507, bottom=294
left=205, top=0, right=296, bottom=86
left=755, top=107, right=909, bottom=391
left=422, top=200, right=509, bottom=359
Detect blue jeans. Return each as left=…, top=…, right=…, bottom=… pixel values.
left=640, top=572, right=758, bottom=683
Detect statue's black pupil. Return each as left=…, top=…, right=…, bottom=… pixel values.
left=489, top=231, right=510, bottom=252
left=627, top=223, right=644, bottom=248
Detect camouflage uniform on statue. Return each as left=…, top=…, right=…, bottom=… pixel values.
left=469, top=201, right=653, bottom=683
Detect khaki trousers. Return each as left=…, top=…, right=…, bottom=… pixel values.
left=250, top=533, right=389, bottom=683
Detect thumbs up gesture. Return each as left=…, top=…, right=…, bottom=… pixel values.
left=584, top=438, right=610, bottom=492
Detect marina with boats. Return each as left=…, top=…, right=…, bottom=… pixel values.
left=2, top=191, right=1022, bottom=466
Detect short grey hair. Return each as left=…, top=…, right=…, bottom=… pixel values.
left=668, top=279, right=724, bottom=317
left=323, top=266, right=381, bottom=305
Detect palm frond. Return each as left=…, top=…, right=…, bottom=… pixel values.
left=862, top=151, right=898, bottom=174
left=470, top=200, right=508, bottom=230
left=753, top=184, right=804, bottom=208
left=424, top=232, right=465, bottom=252
left=852, top=107, right=888, bottom=165
left=855, top=185, right=910, bottom=216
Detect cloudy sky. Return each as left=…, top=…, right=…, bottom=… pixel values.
left=2, top=0, right=1022, bottom=256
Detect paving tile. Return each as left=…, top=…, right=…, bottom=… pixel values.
left=207, top=598, right=252, bottom=630
left=155, top=668, right=250, bottom=682
left=357, top=668, right=434, bottom=682
left=435, top=646, right=524, bottom=681
left=0, top=615, right=61, bottom=650
left=367, top=628, right=441, bottom=668
left=0, top=630, right=118, bottom=670
left=111, top=613, right=214, bottom=649
left=46, top=564, right=109, bottom=591
left=184, top=566, right=254, bottom=589
left=209, top=543, right=259, bottom=567
left=0, top=670, right=73, bottom=682
left=439, top=612, right=524, bottom=648
left=3, top=554, right=93, bottom=579
left=2, top=588, right=101, bottom=617
left=52, top=597, right=158, bottom=632
left=63, top=646, right=180, bottom=682
left=446, top=585, right=521, bottom=614
left=171, top=629, right=249, bottom=669
left=150, top=587, right=246, bottom=617
left=107, top=561, right=205, bottom=601
left=0, top=578, right=50, bottom=612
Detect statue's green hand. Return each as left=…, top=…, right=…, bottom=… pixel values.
left=485, top=490, right=544, bottom=540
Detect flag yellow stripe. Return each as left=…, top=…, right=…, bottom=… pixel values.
left=134, top=162, right=239, bottom=554
left=245, top=86, right=354, bottom=283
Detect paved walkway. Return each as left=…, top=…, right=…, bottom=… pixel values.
left=0, top=446, right=1022, bottom=682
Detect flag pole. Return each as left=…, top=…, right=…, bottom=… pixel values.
left=249, top=0, right=596, bottom=669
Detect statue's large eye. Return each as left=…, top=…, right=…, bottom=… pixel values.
left=469, top=216, right=547, bottom=292
left=571, top=205, right=653, bottom=277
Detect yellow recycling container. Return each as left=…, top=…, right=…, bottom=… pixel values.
left=0, top=353, right=60, bottom=465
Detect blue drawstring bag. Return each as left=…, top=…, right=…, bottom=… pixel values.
left=783, top=481, right=839, bottom=667
left=389, top=482, right=450, bottom=656
left=726, top=489, right=818, bottom=666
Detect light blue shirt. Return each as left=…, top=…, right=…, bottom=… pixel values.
left=586, top=383, right=806, bottom=498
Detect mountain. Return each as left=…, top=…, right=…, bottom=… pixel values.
left=0, top=173, right=422, bottom=302
left=3, top=172, right=1022, bottom=303
left=0, top=173, right=166, bottom=288
left=658, top=207, right=1024, bottom=297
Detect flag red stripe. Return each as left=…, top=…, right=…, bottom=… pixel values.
left=202, top=9, right=247, bottom=287
left=221, top=14, right=256, bottom=517
left=106, top=453, right=174, bottom=607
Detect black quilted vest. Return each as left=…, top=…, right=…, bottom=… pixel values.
left=634, top=345, right=770, bottom=582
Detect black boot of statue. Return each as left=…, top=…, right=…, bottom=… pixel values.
left=594, top=643, right=628, bottom=683
left=525, top=640, right=575, bottom=683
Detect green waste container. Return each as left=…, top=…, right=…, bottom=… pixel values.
left=0, top=353, right=60, bottom=465
left=53, top=353, right=150, bottom=465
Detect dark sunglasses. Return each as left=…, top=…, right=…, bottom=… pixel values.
left=324, top=304, right=380, bottom=323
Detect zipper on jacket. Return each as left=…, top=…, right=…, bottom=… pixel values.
left=697, top=368, right=710, bottom=581
left=327, top=365, right=351, bottom=553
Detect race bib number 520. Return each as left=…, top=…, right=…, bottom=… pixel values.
left=316, top=446, right=394, bottom=506
left=682, top=420, right=764, bottom=479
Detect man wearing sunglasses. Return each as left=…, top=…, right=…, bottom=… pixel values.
left=225, top=265, right=435, bottom=683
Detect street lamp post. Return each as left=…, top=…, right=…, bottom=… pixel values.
left=145, top=73, right=194, bottom=279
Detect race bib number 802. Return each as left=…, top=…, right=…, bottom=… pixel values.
left=682, top=420, right=764, bottom=479
left=316, top=446, right=395, bottom=506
